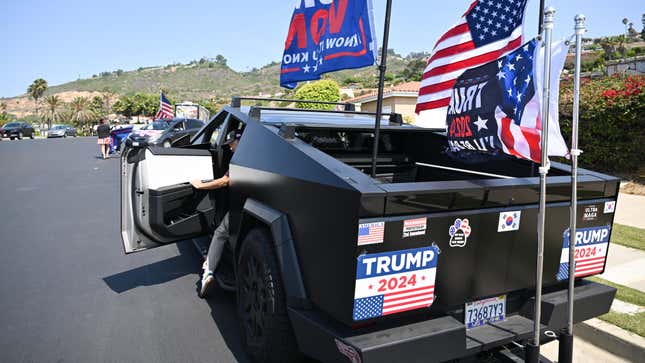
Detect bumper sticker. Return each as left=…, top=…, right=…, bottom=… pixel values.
left=498, top=211, right=521, bottom=232
left=556, top=226, right=611, bottom=280
left=583, top=205, right=599, bottom=221
left=353, top=246, right=439, bottom=321
left=357, top=222, right=384, bottom=246
left=604, top=201, right=616, bottom=214
left=403, top=217, right=427, bottom=238
left=449, top=218, right=471, bottom=247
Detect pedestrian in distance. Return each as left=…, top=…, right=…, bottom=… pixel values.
left=96, top=118, right=111, bottom=159
left=190, top=129, right=242, bottom=298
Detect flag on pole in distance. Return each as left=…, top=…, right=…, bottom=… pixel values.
left=415, top=0, right=530, bottom=125
left=155, top=92, right=173, bottom=120
left=445, top=38, right=569, bottom=163
left=280, top=0, right=377, bottom=89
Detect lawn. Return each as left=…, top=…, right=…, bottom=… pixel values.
left=588, top=276, right=645, bottom=337
left=597, top=311, right=645, bottom=337
left=588, top=276, right=645, bottom=306
left=611, top=223, right=645, bottom=251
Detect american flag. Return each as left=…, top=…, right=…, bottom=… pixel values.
left=357, top=222, right=384, bottom=246
left=155, top=92, right=173, bottom=120
left=353, top=284, right=435, bottom=320
left=416, top=0, right=528, bottom=116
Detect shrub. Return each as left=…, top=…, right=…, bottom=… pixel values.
left=559, top=74, right=644, bottom=174
left=294, top=80, right=341, bottom=110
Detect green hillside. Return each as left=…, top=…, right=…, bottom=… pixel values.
left=43, top=52, right=427, bottom=101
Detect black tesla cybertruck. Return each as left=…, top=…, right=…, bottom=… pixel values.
left=121, top=97, right=618, bottom=362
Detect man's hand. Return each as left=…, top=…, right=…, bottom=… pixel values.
left=190, top=179, right=203, bottom=189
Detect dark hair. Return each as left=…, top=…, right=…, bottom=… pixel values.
left=100, top=118, right=106, bottom=124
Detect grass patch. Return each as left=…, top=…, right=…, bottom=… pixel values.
left=587, top=276, right=645, bottom=337
left=597, top=311, right=645, bottom=337
left=611, top=223, right=645, bottom=251
left=587, top=276, right=645, bottom=306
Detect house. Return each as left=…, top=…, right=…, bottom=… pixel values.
left=347, top=81, right=446, bottom=129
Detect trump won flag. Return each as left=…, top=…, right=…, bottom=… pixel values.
left=280, top=0, right=378, bottom=89
left=445, top=38, right=569, bottom=163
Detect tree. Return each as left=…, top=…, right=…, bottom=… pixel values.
left=401, top=59, right=427, bottom=81
left=69, top=97, right=95, bottom=130
left=89, top=96, right=105, bottom=117
left=133, top=93, right=159, bottom=117
left=294, top=80, right=341, bottom=110
left=113, top=95, right=135, bottom=118
left=0, top=102, right=15, bottom=125
left=27, top=78, right=48, bottom=125
left=42, top=95, right=64, bottom=128
left=102, top=88, right=116, bottom=116
left=215, top=54, right=227, bottom=66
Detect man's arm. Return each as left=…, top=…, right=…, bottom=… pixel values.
left=190, top=175, right=230, bottom=190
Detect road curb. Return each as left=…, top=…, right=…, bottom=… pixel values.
left=575, top=318, right=645, bottom=362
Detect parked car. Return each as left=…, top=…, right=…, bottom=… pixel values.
left=47, top=125, right=77, bottom=138
left=1, top=121, right=35, bottom=140
left=124, top=118, right=204, bottom=148
left=120, top=97, right=619, bottom=363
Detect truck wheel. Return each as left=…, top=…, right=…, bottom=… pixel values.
left=236, top=228, right=301, bottom=363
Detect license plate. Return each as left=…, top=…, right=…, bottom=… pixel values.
left=132, top=142, right=140, bottom=147
left=465, top=295, right=506, bottom=329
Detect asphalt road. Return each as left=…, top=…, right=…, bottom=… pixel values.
left=0, top=138, right=247, bottom=363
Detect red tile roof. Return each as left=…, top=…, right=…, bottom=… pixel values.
left=346, top=81, right=421, bottom=103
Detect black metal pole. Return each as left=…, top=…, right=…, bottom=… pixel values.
left=538, top=0, right=546, bottom=34
left=370, top=0, right=393, bottom=178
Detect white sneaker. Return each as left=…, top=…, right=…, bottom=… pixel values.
left=199, top=270, right=214, bottom=298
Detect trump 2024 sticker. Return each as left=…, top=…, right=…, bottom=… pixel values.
left=353, top=246, right=438, bottom=321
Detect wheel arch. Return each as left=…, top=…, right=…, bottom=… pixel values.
left=236, top=198, right=308, bottom=307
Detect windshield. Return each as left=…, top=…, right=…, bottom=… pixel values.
left=4, top=122, right=19, bottom=127
left=141, top=121, right=170, bottom=130
left=52, top=125, right=66, bottom=130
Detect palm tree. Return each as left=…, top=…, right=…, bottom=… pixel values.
left=42, top=95, right=64, bottom=129
left=101, top=87, right=116, bottom=116
left=27, top=78, right=48, bottom=127
left=69, top=97, right=96, bottom=133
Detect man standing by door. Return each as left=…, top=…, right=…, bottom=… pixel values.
left=190, top=130, right=241, bottom=298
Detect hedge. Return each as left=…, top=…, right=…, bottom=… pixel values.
left=558, top=74, right=644, bottom=175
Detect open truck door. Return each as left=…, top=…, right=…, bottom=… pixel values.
left=120, top=146, right=215, bottom=253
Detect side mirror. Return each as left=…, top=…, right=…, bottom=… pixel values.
left=172, top=133, right=191, bottom=147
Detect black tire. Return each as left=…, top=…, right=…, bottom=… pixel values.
left=30, top=132, right=34, bottom=139
left=236, top=228, right=301, bottom=363
left=17, top=131, right=23, bottom=140
left=10, top=137, right=15, bottom=140
left=63, top=133, right=67, bottom=138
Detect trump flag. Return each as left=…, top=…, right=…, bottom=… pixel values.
left=280, top=0, right=377, bottom=89
left=445, top=38, right=569, bottom=163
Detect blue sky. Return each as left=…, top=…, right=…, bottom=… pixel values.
left=1, top=0, right=642, bottom=97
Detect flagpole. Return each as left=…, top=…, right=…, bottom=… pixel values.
left=370, top=0, right=393, bottom=178
left=558, top=14, right=586, bottom=363
left=538, top=0, right=546, bottom=34
left=526, top=6, right=555, bottom=363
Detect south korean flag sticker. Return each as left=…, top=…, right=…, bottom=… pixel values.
left=498, top=211, right=521, bottom=232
